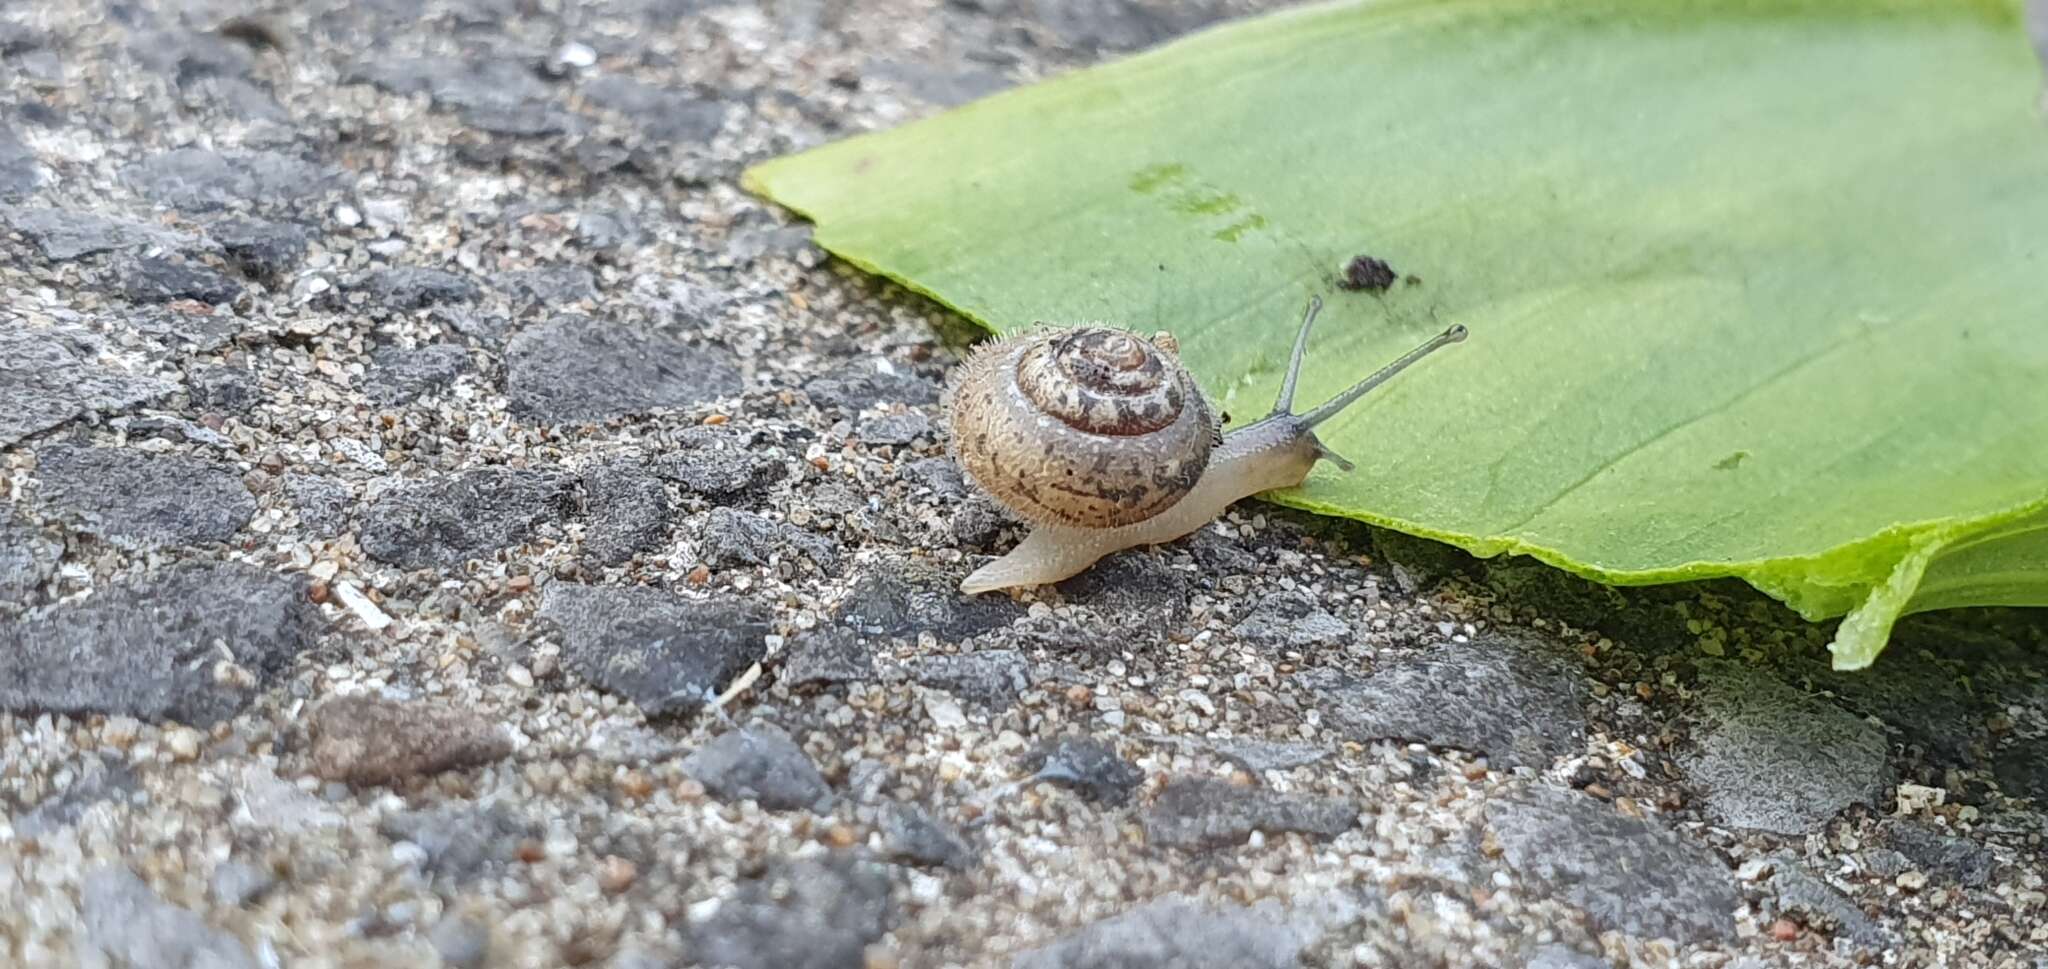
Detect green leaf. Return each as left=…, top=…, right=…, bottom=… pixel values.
left=744, top=0, right=2048, bottom=668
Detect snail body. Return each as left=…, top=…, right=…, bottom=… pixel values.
left=945, top=297, right=1466, bottom=595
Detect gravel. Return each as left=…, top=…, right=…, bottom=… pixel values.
left=1, top=1, right=2040, bottom=966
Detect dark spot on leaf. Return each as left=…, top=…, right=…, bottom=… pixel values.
left=1714, top=450, right=1750, bottom=471
left=1338, top=254, right=1398, bottom=292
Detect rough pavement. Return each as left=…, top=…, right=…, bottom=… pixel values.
left=4, top=1, right=2047, bottom=967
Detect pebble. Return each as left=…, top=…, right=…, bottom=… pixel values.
left=80, top=867, right=258, bottom=969
left=1013, top=893, right=1341, bottom=969
left=307, top=695, right=513, bottom=786
left=680, top=726, right=833, bottom=812
left=35, top=443, right=256, bottom=549
left=685, top=856, right=892, bottom=969
left=359, top=468, right=577, bottom=569
left=1681, top=660, right=1892, bottom=835
left=540, top=584, right=770, bottom=717
left=0, top=327, right=174, bottom=446
left=505, top=315, right=743, bottom=424
left=1142, top=778, right=1358, bottom=850
left=1024, top=735, right=1143, bottom=805
left=580, top=459, right=676, bottom=566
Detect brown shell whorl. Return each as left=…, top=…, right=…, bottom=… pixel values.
left=944, top=326, right=1215, bottom=529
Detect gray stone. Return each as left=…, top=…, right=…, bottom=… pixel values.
left=1299, top=635, right=1586, bottom=768
left=578, top=75, right=729, bottom=143
left=1766, top=860, right=1892, bottom=951
left=348, top=56, right=551, bottom=116
left=364, top=344, right=469, bottom=405
left=117, top=305, right=240, bottom=352
left=1681, top=660, right=1892, bottom=835
left=13, top=756, right=138, bottom=838
left=308, top=695, right=512, bottom=787
left=359, top=468, right=577, bottom=569
left=899, top=457, right=967, bottom=500
left=680, top=726, right=832, bottom=811
left=429, top=913, right=492, bottom=969
left=698, top=507, right=838, bottom=571
left=0, top=562, right=317, bottom=724
left=1878, top=819, right=1995, bottom=887
left=904, top=648, right=1033, bottom=709
left=1994, top=737, right=2048, bottom=802
left=498, top=265, right=598, bottom=306
left=1, top=205, right=204, bottom=261
left=37, top=444, right=255, bottom=549
left=803, top=357, right=939, bottom=412
left=505, top=315, right=744, bottom=423
left=837, top=559, right=1025, bottom=641
left=1012, top=894, right=1330, bottom=969
left=1025, top=735, right=1143, bottom=805
left=0, top=512, right=58, bottom=606
left=378, top=802, right=539, bottom=883
left=1525, top=944, right=1608, bottom=969
left=122, top=148, right=333, bottom=215
left=0, top=122, right=41, bottom=198
left=205, top=217, right=309, bottom=281
left=1231, top=589, right=1350, bottom=648
left=538, top=584, right=769, bottom=717
left=856, top=411, right=932, bottom=446
left=283, top=473, right=353, bottom=536
left=1142, top=778, right=1357, bottom=849
left=685, top=856, right=892, bottom=969
left=350, top=266, right=482, bottom=311
left=779, top=626, right=877, bottom=688
left=652, top=444, right=786, bottom=499
left=115, top=255, right=243, bottom=304
left=881, top=803, right=970, bottom=869
left=951, top=495, right=1012, bottom=550
left=1056, top=549, right=1188, bottom=626
left=187, top=365, right=259, bottom=414
left=580, top=460, right=674, bottom=565
left=1485, top=785, right=1737, bottom=944
left=868, top=58, right=1012, bottom=107
left=1193, top=737, right=1330, bottom=773
left=80, top=866, right=258, bottom=969
left=1017, top=0, right=1239, bottom=52
left=208, top=861, right=276, bottom=908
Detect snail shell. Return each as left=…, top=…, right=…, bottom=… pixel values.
left=944, top=326, right=1217, bottom=529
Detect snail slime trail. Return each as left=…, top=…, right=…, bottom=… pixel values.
left=945, top=297, right=1467, bottom=594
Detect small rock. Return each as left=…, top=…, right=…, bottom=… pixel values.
left=1019, top=0, right=1239, bottom=53
left=837, top=559, right=1025, bottom=641
left=1056, top=549, right=1189, bottom=626
left=652, top=444, right=787, bottom=500
left=1485, top=784, right=1738, bottom=943
left=539, top=584, right=769, bottom=717
left=498, top=265, right=598, bottom=306
left=778, top=626, right=878, bottom=688
left=122, top=147, right=333, bottom=216
left=115, top=255, right=243, bottom=304
left=950, top=494, right=1012, bottom=550
left=80, top=867, right=258, bottom=969
left=364, top=344, right=469, bottom=405
left=0, top=327, right=174, bottom=445
left=1024, top=735, right=1143, bottom=805
left=0, top=122, right=40, bottom=198
left=378, top=802, right=539, bottom=883
left=899, top=457, right=967, bottom=499
left=880, top=803, right=970, bottom=869
left=1992, top=737, right=2048, bottom=803
left=36, top=443, right=255, bottom=549
left=697, top=507, right=838, bottom=571
left=680, top=727, right=832, bottom=811
left=1, top=205, right=203, bottom=261
left=581, top=460, right=675, bottom=566
left=308, top=695, right=512, bottom=786
left=578, top=75, right=729, bottom=144
left=1231, top=589, right=1350, bottom=647
left=208, top=861, right=277, bottom=908
left=1299, top=634, right=1586, bottom=768
left=1012, top=893, right=1337, bottom=969
left=205, top=217, right=309, bottom=281
left=1681, top=660, right=1892, bottom=835
left=359, top=468, right=577, bottom=569
left=13, top=756, right=138, bottom=837
left=1525, top=944, right=1608, bottom=969
left=505, top=315, right=744, bottom=423
left=1877, top=818, right=1994, bottom=888
left=1142, top=778, right=1357, bottom=849
left=0, top=512, right=59, bottom=607
left=856, top=411, right=932, bottom=446
left=187, top=364, right=259, bottom=414
left=904, top=649, right=1033, bottom=709
left=1190, top=737, right=1330, bottom=773
left=685, top=856, right=892, bottom=969
left=1767, top=860, right=1892, bottom=951
left=283, top=473, right=353, bottom=536
left=803, top=357, right=940, bottom=413
left=429, top=913, right=492, bottom=969
left=0, top=562, right=317, bottom=724
left=867, top=58, right=1012, bottom=107
left=350, top=266, right=483, bottom=310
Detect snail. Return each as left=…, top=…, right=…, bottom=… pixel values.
left=944, top=296, right=1467, bottom=595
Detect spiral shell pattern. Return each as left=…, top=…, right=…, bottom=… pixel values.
left=945, top=326, right=1216, bottom=529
